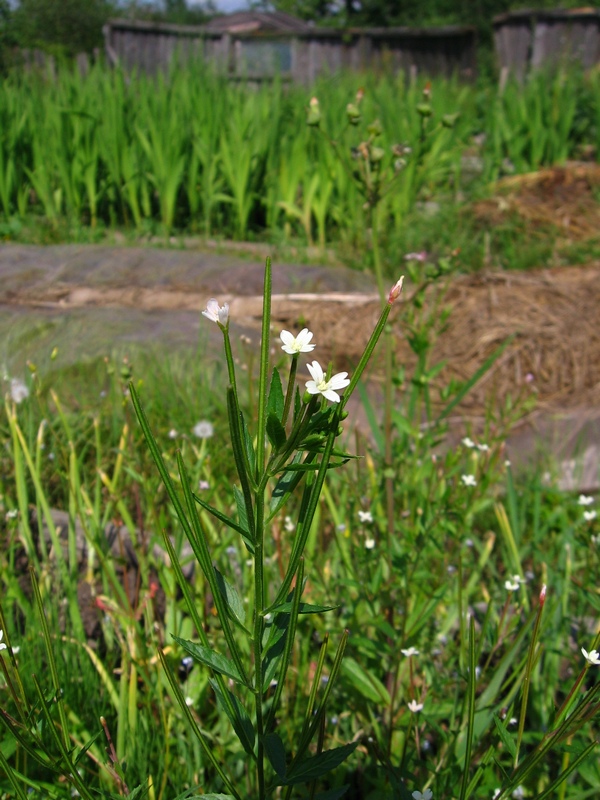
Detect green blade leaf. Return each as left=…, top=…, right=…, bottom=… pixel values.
left=263, top=732, right=287, bottom=781
left=269, top=602, right=338, bottom=615
left=266, top=412, right=287, bottom=450
left=232, top=484, right=255, bottom=554
left=493, top=714, right=517, bottom=760
left=193, top=492, right=254, bottom=545
left=341, top=657, right=391, bottom=706
left=284, top=742, right=358, bottom=785
left=173, top=636, right=246, bottom=686
left=214, top=567, right=246, bottom=626
left=267, top=367, right=285, bottom=421
left=209, top=679, right=256, bottom=758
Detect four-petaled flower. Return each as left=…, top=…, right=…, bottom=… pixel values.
left=505, top=579, right=520, bottom=592
left=358, top=510, right=373, bottom=523
left=305, top=361, right=350, bottom=404
left=193, top=421, right=214, bottom=439
left=401, top=647, right=420, bottom=657
left=462, top=437, right=475, bottom=448
left=461, top=474, right=477, bottom=487
left=0, top=630, right=7, bottom=651
left=202, top=298, right=229, bottom=327
left=364, top=537, right=376, bottom=549
left=412, top=790, right=433, bottom=800
left=407, top=699, right=423, bottom=713
left=584, top=510, right=597, bottom=522
left=582, top=647, right=600, bottom=666
left=578, top=495, right=594, bottom=506
left=280, top=328, right=316, bottom=355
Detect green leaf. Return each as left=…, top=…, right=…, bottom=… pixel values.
left=193, top=492, right=254, bottom=544
left=284, top=743, right=358, bottom=785
left=263, top=732, right=287, bottom=780
left=493, top=714, right=517, bottom=759
left=173, top=637, right=246, bottom=685
left=341, top=657, right=391, bottom=705
left=233, top=485, right=251, bottom=539
left=266, top=412, right=287, bottom=450
left=209, top=679, right=256, bottom=757
left=240, top=410, right=256, bottom=477
left=214, top=567, right=246, bottom=626
left=315, top=788, right=350, bottom=800
left=267, top=368, right=285, bottom=421
left=269, top=602, right=338, bottom=615
left=269, top=452, right=313, bottom=516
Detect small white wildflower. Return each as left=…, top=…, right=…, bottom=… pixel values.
left=578, top=494, right=594, bottom=506
left=168, top=428, right=178, bottom=439
left=404, top=251, right=427, bottom=262
left=336, top=522, right=347, bottom=532
left=305, top=361, right=350, bottom=404
left=477, top=443, right=490, bottom=452
left=364, top=537, right=376, bottom=550
left=412, top=790, right=433, bottom=800
left=358, top=510, right=373, bottom=523
left=198, top=480, right=210, bottom=490
left=202, top=298, right=229, bottom=326
left=5, top=509, right=18, bottom=520
left=401, top=647, right=420, bottom=657
left=0, top=630, right=7, bottom=651
left=407, top=699, right=423, bottom=713
left=461, top=474, right=477, bottom=487
left=492, top=790, right=501, bottom=800
left=185, top=696, right=194, bottom=707
left=584, top=510, right=597, bottom=522
left=592, top=534, right=600, bottom=546
left=447, top=565, right=457, bottom=574
left=505, top=580, right=520, bottom=592
left=462, top=437, right=476, bottom=448
left=504, top=459, right=511, bottom=467
left=512, top=786, right=524, bottom=799
left=582, top=647, right=600, bottom=665
left=284, top=516, right=295, bottom=532
left=280, top=328, right=316, bottom=355
left=509, top=717, right=517, bottom=726
left=464, top=538, right=474, bottom=548
left=10, top=378, right=29, bottom=404
left=193, top=420, right=214, bottom=439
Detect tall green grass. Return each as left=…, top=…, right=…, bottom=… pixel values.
left=1, top=63, right=597, bottom=249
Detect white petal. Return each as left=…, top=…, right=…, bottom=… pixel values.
left=306, top=361, right=324, bottom=383
left=218, top=303, right=229, bottom=325
left=202, top=298, right=220, bottom=322
left=329, top=371, right=350, bottom=390
left=305, top=381, right=320, bottom=395
left=323, top=388, right=341, bottom=403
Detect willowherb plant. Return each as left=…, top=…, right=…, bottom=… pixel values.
left=129, top=259, right=404, bottom=798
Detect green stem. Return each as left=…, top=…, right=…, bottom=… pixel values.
left=256, top=257, right=272, bottom=480
left=281, top=354, right=298, bottom=428
left=254, top=481, right=266, bottom=798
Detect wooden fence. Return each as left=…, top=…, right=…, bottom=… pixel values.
left=103, top=18, right=477, bottom=81
left=494, top=8, right=600, bottom=79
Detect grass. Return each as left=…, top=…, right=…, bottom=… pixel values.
left=1, top=262, right=599, bottom=798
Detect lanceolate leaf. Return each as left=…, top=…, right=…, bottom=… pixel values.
left=268, top=602, right=338, bottom=615
left=283, top=742, right=358, bottom=785
left=192, top=492, right=253, bottom=543
left=262, top=732, right=287, bottom=781
left=209, top=679, right=256, bottom=758
left=232, top=484, right=255, bottom=553
left=267, top=367, right=285, bottom=421
left=214, top=567, right=246, bottom=627
left=173, top=637, right=247, bottom=686
left=266, top=413, right=287, bottom=449
left=341, top=657, right=391, bottom=706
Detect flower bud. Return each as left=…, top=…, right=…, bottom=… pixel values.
left=388, top=276, right=404, bottom=304
left=417, top=103, right=432, bottom=118
left=346, top=103, right=361, bottom=125
left=442, top=113, right=459, bottom=128
left=367, top=118, right=383, bottom=137
left=370, top=146, right=385, bottom=163
left=307, top=97, right=321, bottom=127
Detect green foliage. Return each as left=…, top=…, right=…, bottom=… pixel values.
left=10, top=0, right=113, bottom=56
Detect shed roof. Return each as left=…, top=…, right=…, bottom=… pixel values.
left=205, top=10, right=312, bottom=34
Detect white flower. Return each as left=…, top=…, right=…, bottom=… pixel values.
left=504, top=459, right=511, bottom=467
left=198, top=480, right=210, bottom=490
left=280, top=328, right=316, bottom=355
left=401, top=647, right=420, bottom=657
left=168, top=428, right=178, bottom=439
left=185, top=696, right=194, bottom=707
left=412, top=790, right=433, bottom=800
left=10, top=378, right=29, bottom=404
left=578, top=494, right=594, bottom=506
left=284, top=516, right=295, bottom=532
left=461, top=474, right=477, bottom=487
left=364, top=537, right=376, bottom=549
left=477, top=443, right=490, bottom=452
left=505, top=580, right=520, bottom=592
left=492, top=790, right=501, bottom=799
left=512, top=787, right=524, bottom=799
left=407, top=699, right=423, bottom=713
left=5, top=509, right=18, bottom=521
left=581, top=647, right=600, bottom=665
left=583, top=510, right=597, bottom=522
left=193, top=420, right=214, bottom=439
left=202, top=298, right=229, bottom=326
left=358, top=510, right=373, bottom=523
left=462, top=437, right=476, bottom=448
left=0, top=630, right=7, bottom=651
left=305, top=361, right=350, bottom=404
left=388, top=276, right=404, bottom=303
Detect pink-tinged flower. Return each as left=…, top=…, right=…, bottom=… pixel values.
left=280, top=328, right=316, bottom=355
left=388, top=276, right=404, bottom=304
left=202, top=298, right=229, bottom=327
left=404, top=251, right=428, bottom=262
left=305, top=361, right=350, bottom=403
